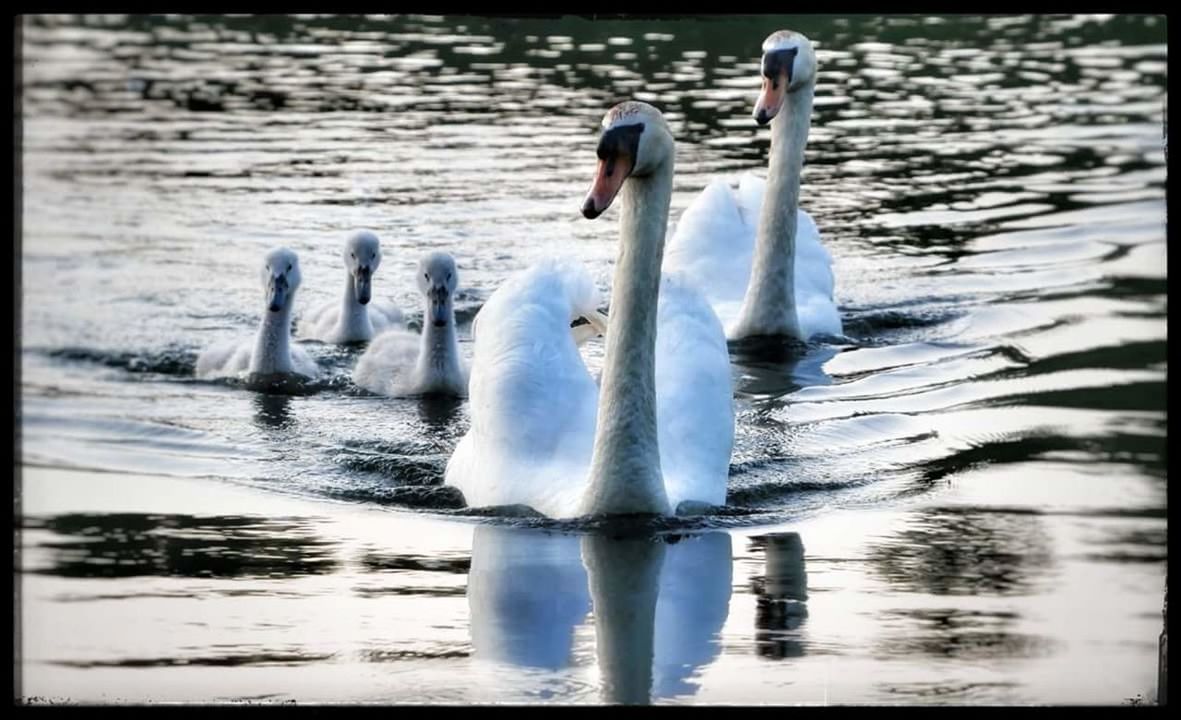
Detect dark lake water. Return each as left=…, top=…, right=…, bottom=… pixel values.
left=18, top=13, right=1166, bottom=705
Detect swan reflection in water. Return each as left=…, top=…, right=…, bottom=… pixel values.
left=466, top=526, right=733, bottom=703
left=750, top=532, right=809, bottom=659
left=252, top=391, right=294, bottom=431
left=415, top=393, right=466, bottom=437
left=729, top=337, right=837, bottom=401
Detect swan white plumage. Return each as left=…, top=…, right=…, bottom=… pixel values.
left=445, top=101, right=734, bottom=518
left=303, top=231, right=404, bottom=344
left=663, top=30, right=842, bottom=341
left=352, top=251, right=469, bottom=397
left=195, top=247, right=319, bottom=382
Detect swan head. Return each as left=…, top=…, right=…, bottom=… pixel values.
left=581, top=101, right=674, bottom=219
left=754, top=30, right=817, bottom=126
left=261, top=247, right=301, bottom=314
left=416, top=251, right=458, bottom=328
left=344, top=230, right=382, bottom=305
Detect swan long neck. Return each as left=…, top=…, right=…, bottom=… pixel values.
left=738, top=81, right=814, bottom=340
left=251, top=302, right=295, bottom=375
left=415, top=300, right=462, bottom=389
left=583, top=155, right=673, bottom=517
left=338, top=272, right=372, bottom=339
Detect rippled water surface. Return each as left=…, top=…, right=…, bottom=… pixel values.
left=18, top=14, right=1166, bottom=705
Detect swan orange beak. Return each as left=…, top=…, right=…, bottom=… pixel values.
left=754, top=72, right=787, bottom=126
left=581, top=155, right=633, bottom=219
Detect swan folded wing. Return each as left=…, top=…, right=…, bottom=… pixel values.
left=290, top=343, right=320, bottom=379
left=732, top=176, right=840, bottom=337
left=301, top=302, right=334, bottom=342
left=654, top=276, right=735, bottom=510
left=352, top=329, right=421, bottom=395
left=368, top=299, right=405, bottom=332
left=664, top=179, right=756, bottom=317
left=445, top=261, right=602, bottom=516
left=735, top=173, right=766, bottom=227
left=735, top=176, right=833, bottom=298
left=796, top=292, right=844, bottom=340
left=457, top=306, right=598, bottom=515
left=304, top=299, right=335, bottom=331
left=195, top=338, right=252, bottom=379
left=794, top=209, right=836, bottom=300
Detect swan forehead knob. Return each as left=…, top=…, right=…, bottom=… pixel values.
left=601, top=100, right=668, bottom=133
left=762, top=29, right=812, bottom=55
left=346, top=231, right=382, bottom=266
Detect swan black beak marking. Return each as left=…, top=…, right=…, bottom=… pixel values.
left=429, top=286, right=450, bottom=327
left=267, top=275, right=289, bottom=313
left=582, top=123, right=643, bottom=220
left=755, top=47, right=797, bottom=126
left=354, top=266, right=372, bottom=305
left=581, top=196, right=603, bottom=219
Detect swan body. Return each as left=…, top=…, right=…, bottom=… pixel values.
left=664, top=177, right=840, bottom=339
left=352, top=251, right=468, bottom=397
left=304, top=231, right=404, bottom=344
left=663, top=30, right=842, bottom=342
left=445, top=258, right=606, bottom=516
left=445, top=101, right=734, bottom=518
left=196, top=247, right=319, bottom=382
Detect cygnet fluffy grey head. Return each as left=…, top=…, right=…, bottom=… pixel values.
left=416, top=252, right=459, bottom=328
left=261, top=247, right=302, bottom=313
left=344, top=231, right=382, bottom=305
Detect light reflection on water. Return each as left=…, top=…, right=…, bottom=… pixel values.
left=18, top=12, right=1165, bottom=705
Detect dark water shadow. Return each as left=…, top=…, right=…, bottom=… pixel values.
left=872, top=607, right=1054, bottom=663
left=22, top=512, right=339, bottom=579
left=869, top=506, right=1055, bottom=597
left=729, top=336, right=839, bottom=402
left=466, top=525, right=732, bottom=704
left=416, top=394, right=466, bottom=435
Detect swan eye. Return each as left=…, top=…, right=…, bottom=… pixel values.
left=287, top=263, right=292, bottom=272
left=351, top=252, right=355, bottom=259
left=424, top=272, right=429, bottom=281
left=446, top=272, right=452, bottom=282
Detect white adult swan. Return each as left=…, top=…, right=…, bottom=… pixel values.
left=196, top=247, right=319, bottom=383
left=445, top=101, right=735, bottom=518
left=352, top=251, right=469, bottom=397
left=663, top=30, right=841, bottom=341
left=304, top=230, right=404, bottom=344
